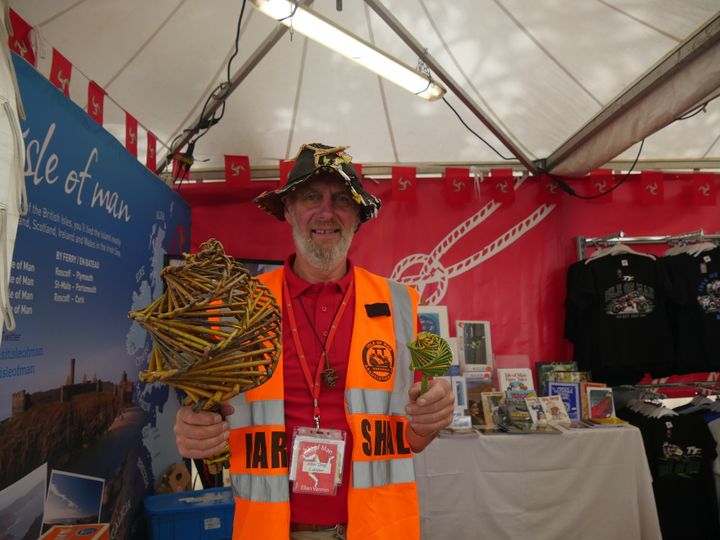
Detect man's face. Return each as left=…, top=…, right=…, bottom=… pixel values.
left=284, top=174, right=361, bottom=271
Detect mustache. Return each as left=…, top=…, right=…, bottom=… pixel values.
left=310, top=221, right=342, bottom=229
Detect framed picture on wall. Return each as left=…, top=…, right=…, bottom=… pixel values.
left=456, top=320, right=493, bottom=371
left=418, top=305, right=450, bottom=339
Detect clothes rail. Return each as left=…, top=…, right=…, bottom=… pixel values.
left=614, top=381, right=720, bottom=407
left=617, top=381, right=720, bottom=389
left=576, top=231, right=720, bottom=260
left=620, top=381, right=720, bottom=397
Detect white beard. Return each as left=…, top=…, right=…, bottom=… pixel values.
left=288, top=214, right=355, bottom=272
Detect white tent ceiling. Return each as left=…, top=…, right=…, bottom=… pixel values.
left=10, top=0, right=720, bottom=178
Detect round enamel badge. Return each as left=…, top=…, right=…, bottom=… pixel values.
left=362, top=340, right=395, bottom=382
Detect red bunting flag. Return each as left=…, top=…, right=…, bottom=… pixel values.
left=224, top=155, right=251, bottom=184
left=146, top=132, right=157, bottom=173
left=49, top=48, right=72, bottom=97
left=692, top=173, right=717, bottom=206
left=279, top=159, right=295, bottom=186
left=172, top=154, right=191, bottom=181
left=87, top=81, right=105, bottom=124
left=125, top=112, right=138, bottom=157
left=588, top=169, right=613, bottom=203
left=391, top=166, right=417, bottom=201
left=489, top=168, right=515, bottom=204
left=8, top=9, right=35, bottom=66
left=539, top=173, right=562, bottom=204
left=638, top=171, right=664, bottom=205
left=444, top=167, right=471, bottom=204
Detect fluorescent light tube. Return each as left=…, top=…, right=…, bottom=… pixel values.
left=251, top=0, right=446, bottom=101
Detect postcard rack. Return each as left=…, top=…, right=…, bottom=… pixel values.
left=575, top=229, right=720, bottom=260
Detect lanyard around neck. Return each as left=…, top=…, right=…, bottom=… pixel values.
left=282, top=275, right=354, bottom=429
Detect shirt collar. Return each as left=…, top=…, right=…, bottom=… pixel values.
left=284, top=254, right=354, bottom=298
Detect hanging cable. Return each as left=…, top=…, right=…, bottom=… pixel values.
left=546, top=139, right=645, bottom=200
left=549, top=93, right=718, bottom=199
left=675, top=93, right=718, bottom=122
left=170, top=0, right=247, bottom=188
left=442, top=97, right=515, bottom=161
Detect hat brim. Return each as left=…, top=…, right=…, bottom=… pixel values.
left=255, top=166, right=381, bottom=223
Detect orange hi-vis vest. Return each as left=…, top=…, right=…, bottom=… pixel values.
left=227, top=266, right=420, bottom=540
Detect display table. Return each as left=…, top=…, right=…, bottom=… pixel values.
left=413, top=426, right=661, bottom=540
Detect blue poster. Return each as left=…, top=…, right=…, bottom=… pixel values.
left=0, top=54, right=190, bottom=539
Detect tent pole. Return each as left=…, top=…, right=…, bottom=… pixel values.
left=157, top=0, right=316, bottom=174
left=545, top=13, right=720, bottom=176
left=364, top=0, right=538, bottom=175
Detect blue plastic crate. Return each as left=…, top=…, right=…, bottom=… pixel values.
left=145, top=487, right=235, bottom=540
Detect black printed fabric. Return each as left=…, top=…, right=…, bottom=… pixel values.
left=663, top=248, right=720, bottom=373
left=565, top=254, right=674, bottom=385
left=618, top=409, right=719, bottom=540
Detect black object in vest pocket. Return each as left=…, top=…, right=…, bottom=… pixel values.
left=365, top=303, right=391, bottom=317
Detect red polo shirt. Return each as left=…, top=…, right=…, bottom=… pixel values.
left=282, top=255, right=355, bottom=525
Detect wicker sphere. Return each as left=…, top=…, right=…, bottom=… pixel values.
left=129, top=239, right=281, bottom=411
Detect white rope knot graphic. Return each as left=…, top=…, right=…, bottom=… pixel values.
left=391, top=183, right=556, bottom=304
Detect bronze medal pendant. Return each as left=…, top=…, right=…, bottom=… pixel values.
left=321, top=366, right=339, bottom=389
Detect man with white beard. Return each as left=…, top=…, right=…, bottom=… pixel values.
left=173, top=143, right=454, bottom=540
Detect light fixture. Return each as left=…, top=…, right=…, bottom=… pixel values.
left=251, top=0, right=446, bottom=101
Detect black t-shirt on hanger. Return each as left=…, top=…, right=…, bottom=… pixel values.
left=663, top=248, right=720, bottom=373
left=566, top=253, right=674, bottom=385
left=618, top=408, right=720, bottom=540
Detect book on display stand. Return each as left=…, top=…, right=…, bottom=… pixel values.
left=538, top=395, right=571, bottom=425
left=497, top=367, right=535, bottom=395
left=535, top=361, right=578, bottom=396
left=547, top=381, right=582, bottom=421
left=586, top=387, right=628, bottom=427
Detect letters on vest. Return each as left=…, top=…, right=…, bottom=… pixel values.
left=360, top=417, right=411, bottom=457
left=244, top=430, right=287, bottom=469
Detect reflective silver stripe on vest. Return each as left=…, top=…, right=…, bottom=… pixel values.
left=227, top=395, right=288, bottom=503
left=346, top=278, right=416, bottom=489
left=231, top=472, right=289, bottom=503
left=226, top=394, right=285, bottom=429
left=346, top=388, right=390, bottom=415
left=352, top=456, right=415, bottom=488
left=387, top=279, right=415, bottom=416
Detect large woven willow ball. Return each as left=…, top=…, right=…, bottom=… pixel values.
left=129, top=239, right=281, bottom=410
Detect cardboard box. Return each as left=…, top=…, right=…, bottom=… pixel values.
left=40, top=524, right=109, bottom=540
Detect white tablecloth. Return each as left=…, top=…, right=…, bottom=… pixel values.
left=413, top=426, right=661, bottom=540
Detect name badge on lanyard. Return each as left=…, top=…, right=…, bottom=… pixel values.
left=289, top=426, right=346, bottom=496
